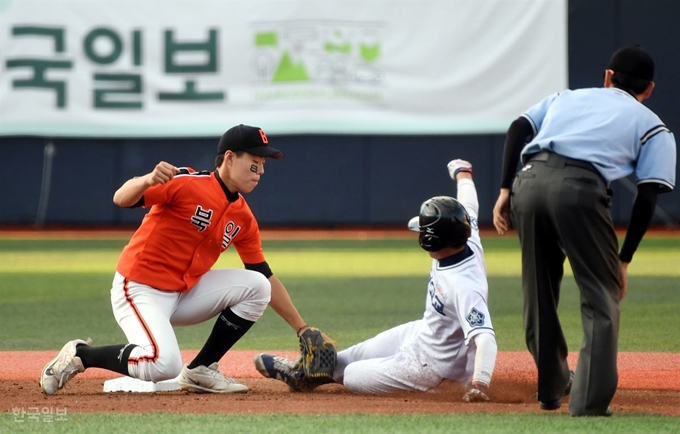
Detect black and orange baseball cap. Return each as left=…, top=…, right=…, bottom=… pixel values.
left=217, top=124, right=283, bottom=159
left=607, top=45, right=655, bottom=81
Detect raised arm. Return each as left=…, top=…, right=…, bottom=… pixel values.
left=113, top=161, right=179, bottom=207
left=447, top=159, right=478, bottom=220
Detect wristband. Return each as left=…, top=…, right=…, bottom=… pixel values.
left=454, top=167, right=473, bottom=178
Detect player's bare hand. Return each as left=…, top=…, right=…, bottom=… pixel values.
left=462, top=382, right=490, bottom=402
left=493, top=189, right=511, bottom=235
left=147, top=162, right=179, bottom=186
left=618, top=262, right=629, bottom=301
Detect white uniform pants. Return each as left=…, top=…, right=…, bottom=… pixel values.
left=110, top=269, right=270, bottom=382
left=335, top=320, right=446, bottom=394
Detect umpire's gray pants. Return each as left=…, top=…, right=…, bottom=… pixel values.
left=511, top=152, right=621, bottom=416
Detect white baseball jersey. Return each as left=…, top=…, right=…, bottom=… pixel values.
left=335, top=179, right=495, bottom=394
left=417, top=196, right=494, bottom=379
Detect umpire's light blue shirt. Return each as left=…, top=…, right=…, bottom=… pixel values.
left=520, top=87, right=676, bottom=191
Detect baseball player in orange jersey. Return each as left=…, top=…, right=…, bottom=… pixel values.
left=40, top=124, right=328, bottom=395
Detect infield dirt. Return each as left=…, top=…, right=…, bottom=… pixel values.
left=3, top=350, right=678, bottom=416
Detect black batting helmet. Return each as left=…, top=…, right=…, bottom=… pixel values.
left=408, top=196, right=471, bottom=252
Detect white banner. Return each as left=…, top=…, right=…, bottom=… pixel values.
left=0, top=0, right=567, bottom=137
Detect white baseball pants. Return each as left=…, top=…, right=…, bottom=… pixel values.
left=335, top=320, right=448, bottom=394
left=110, top=269, right=270, bottom=382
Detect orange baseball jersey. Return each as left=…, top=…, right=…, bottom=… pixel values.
left=116, top=170, right=266, bottom=291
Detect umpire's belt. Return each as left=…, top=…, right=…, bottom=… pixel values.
left=528, top=151, right=605, bottom=183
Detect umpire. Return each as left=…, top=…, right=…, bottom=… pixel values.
left=492, top=45, right=676, bottom=416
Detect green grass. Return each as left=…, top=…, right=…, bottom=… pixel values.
left=0, top=234, right=678, bottom=431
left=1, top=272, right=678, bottom=352
left=1, top=412, right=679, bottom=433
left=0, top=235, right=678, bottom=352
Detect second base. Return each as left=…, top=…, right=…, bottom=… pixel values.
left=103, top=376, right=181, bottom=393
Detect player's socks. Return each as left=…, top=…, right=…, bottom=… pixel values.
left=77, top=343, right=138, bottom=376
left=188, top=308, right=254, bottom=369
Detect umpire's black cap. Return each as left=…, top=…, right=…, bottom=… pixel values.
left=607, top=46, right=655, bottom=81
left=217, top=124, right=283, bottom=159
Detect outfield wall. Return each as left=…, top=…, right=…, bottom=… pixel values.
left=1, top=0, right=678, bottom=227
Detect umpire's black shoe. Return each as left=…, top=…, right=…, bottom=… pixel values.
left=539, top=399, right=562, bottom=411
left=539, top=370, right=575, bottom=411
left=571, top=406, right=614, bottom=417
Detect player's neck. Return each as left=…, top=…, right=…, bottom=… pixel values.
left=429, top=245, right=466, bottom=260
left=216, top=166, right=239, bottom=195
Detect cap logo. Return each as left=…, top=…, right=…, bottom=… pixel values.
left=259, top=129, right=268, bottom=144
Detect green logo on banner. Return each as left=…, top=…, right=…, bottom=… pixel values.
left=252, top=23, right=383, bottom=87
left=273, top=51, right=309, bottom=82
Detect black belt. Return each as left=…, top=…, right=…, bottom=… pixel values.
left=528, top=151, right=603, bottom=179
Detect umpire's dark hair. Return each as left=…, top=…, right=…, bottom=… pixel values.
left=611, top=73, right=651, bottom=95
left=608, top=45, right=654, bottom=95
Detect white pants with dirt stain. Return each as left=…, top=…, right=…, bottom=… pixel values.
left=335, top=320, right=466, bottom=394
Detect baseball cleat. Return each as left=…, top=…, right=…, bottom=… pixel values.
left=40, top=338, right=92, bottom=395
left=253, top=353, right=305, bottom=392
left=253, top=353, right=334, bottom=392
left=178, top=362, right=248, bottom=394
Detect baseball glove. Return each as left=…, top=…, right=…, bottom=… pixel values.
left=298, top=327, right=337, bottom=381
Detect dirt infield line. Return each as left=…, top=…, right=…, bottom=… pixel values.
left=3, top=350, right=678, bottom=391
